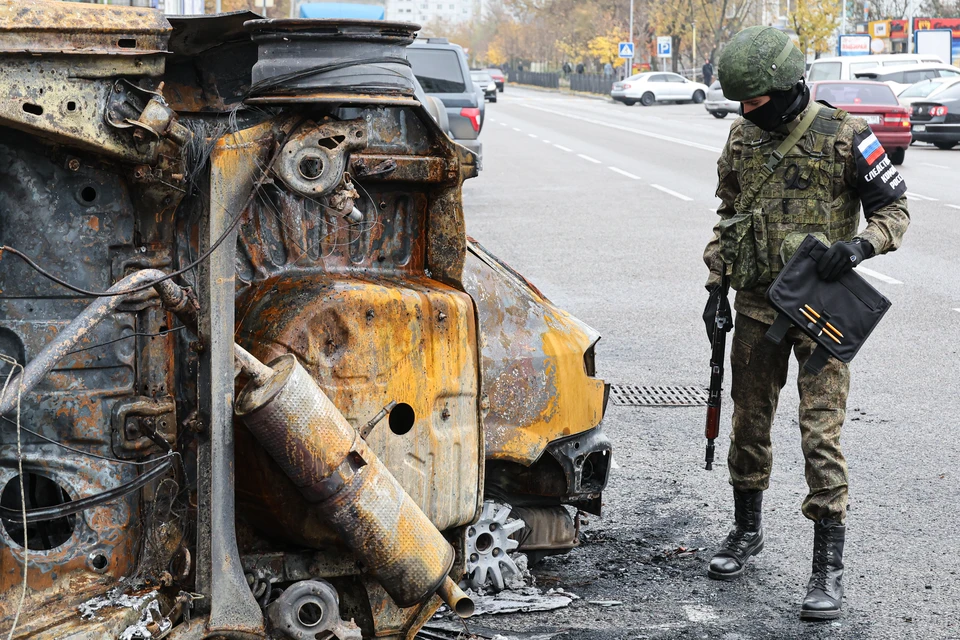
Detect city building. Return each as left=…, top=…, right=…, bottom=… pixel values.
left=385, top=0, right=483, bottom=25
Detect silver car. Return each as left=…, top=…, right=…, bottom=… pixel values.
left=897, top=76, right=960, bottom=107
left=705, top=81, right=739, bottom=118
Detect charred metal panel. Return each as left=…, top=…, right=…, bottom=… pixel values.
left=195, top=124, right=270, bottom=634
left=237, top=276, right=481, bottom=533
left=0, top=1, right=173, bottom=163
left=463, top=240, right=606, bottom=466
left=232, top=108, right=482, bottom=537
left=0, top=6, right=502, bottom=639
left=0, top=121, right=179, bottom=634
left=0, top=0, right=170, bottom=60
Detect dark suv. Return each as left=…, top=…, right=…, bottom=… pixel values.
left=407, top=38, right=483, bottom=164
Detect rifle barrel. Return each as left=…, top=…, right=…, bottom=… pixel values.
left=704, top=271, right=730, bottom=471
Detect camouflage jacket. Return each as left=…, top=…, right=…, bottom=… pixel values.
left=703, top=102, right=910, bottom=324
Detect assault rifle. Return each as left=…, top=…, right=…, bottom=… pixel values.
left=704, top=271, right=730, bottom=471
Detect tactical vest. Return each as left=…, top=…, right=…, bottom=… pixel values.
left=725, top=106, right=860, bottom=289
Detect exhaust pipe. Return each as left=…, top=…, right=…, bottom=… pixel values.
left=235, top=354, right=473, bottom=616
left=438, top=576, right=475, bottom=618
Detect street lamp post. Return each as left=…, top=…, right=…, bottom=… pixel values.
left=906, top=0, right=914, bottom=53
left=692, top=20, right=697, bottom=80
left=628, top=0, right=634, bottom=79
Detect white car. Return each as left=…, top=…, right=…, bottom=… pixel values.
left=853, top=63, right=960, bottom=95
left=807, top=53, right=944, bottom=81
left=611, top=72, right=709, bottom=106
left=704, top=81, right=739, bottom=118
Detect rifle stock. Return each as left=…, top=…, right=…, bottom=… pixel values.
left=704, top=271, right=730, bottom=471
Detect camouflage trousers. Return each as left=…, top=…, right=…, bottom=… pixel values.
left=728, top=314, right=850, bottom=522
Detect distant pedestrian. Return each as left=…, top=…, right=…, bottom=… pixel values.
left=518, top=62, right=524, bottom=73
left=562, top=61, right=572, bottom=76
left=603, top=61, right=613, bottom=76
left=576, top=62, right=585, bottom=74
left=702, top=58, right=714, bottom=86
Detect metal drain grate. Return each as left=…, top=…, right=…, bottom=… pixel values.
left=609, top=385, right=708, bottom=407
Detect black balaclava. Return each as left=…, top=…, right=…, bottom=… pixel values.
left=741, top=81, right=810, bottom=132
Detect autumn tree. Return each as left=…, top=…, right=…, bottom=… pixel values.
left=866, top=0, right=911, bottom=18
left=586, top=28, right=630, bottom=68
left=919, top=0, right=960, bottom=16
left=696, top=0, right=759, bottom=63
left=791, top=0, right=842, bottom=57
left=649, top=0, right=696, bottom=72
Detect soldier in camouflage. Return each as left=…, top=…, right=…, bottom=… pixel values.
left=701, top=26, right=909, bottom=620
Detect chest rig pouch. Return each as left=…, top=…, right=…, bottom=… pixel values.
left=719, top=103, right=853, bottom=290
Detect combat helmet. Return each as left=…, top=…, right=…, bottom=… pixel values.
left=718, top=26, right=805, bottom=101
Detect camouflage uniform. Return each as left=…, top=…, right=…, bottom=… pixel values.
left=703, top=106, right=910, bottom=523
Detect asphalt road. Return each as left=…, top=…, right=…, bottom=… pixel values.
left=459, top=86, right=960, bottom=639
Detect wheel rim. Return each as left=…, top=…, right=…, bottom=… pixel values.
left=464, top=501, right=525, bottom=592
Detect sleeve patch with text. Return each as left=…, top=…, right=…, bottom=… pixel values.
left=854, top=129, right=907, bottom=215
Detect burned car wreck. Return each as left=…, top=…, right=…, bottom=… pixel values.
left=0, top=2, right=610, bottom=638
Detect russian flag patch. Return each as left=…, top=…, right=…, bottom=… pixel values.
left=857, top=132, right=885, bottom=166
left=853, top=128, right=906, bottom=214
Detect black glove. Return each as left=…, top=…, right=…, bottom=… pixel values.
left=703, top=285, right=733, bottom=344
left=817, top=238, right=874, bottom=281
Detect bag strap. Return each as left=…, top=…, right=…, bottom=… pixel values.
left=737, top=102, right=822, bottom=213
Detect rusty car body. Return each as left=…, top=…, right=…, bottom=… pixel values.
left=0, top=1, right=609, bottom=637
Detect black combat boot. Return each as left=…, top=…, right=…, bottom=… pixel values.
left=707, top=488, right=764, bottom=580
left=800, top=519, right=845, bottom=620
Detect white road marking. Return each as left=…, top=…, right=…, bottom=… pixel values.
left=921, top=162, right=949, bottom=169
left=857, top=267, right=902, bottom=285
left=683, top=605, right=719, bottom=623
left=512, top=127, right=522, bottom=132
left=608, top=166, right=641, bottom=180
left=946, top=204, right=960, bottom=210
left=554, top=144, right=573, bottom=152
left=528, top=133, right=538, bottom=138
left=650, top=184, right=693, bottom=201
left=906, top=191, right=938, bottom=201
left=578, top=153, right=602, bottom=164
left=520, top=103, right=724, bottom=153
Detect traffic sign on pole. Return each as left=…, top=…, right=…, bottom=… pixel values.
left=657, top=36, right=672, bottom=58
left=618, top=42, right=635, bottom=58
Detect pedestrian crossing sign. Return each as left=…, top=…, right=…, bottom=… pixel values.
left=618, top=42, right=635, bottom=58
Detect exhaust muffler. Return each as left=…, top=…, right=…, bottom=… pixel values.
left=235, top=354, right=471, bottom=615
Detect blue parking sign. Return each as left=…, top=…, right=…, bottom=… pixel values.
left=657, top=36, right=672, bottom=57
left=618, top=42, right=635, bottom=58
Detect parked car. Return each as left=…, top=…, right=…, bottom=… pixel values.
left=413, top=74, right=453, bottom=138
left=898, top=76, right=960, bottom=107
left=611, top=72, right=709, bottom=106
left=407, top=38, right=483, bottom=162
left=909, top=81, right=960, bottom=149
left=471, top=69, right=498, bottom=102
left=486, top=67, right=506, bottom=92
left=853, top=63, right=960, bottom=95
left=807, top=53, right=944, bottom=81
left=704, top=80, right=739, bottom=118
left=811, top=81, right=912, bottom=164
